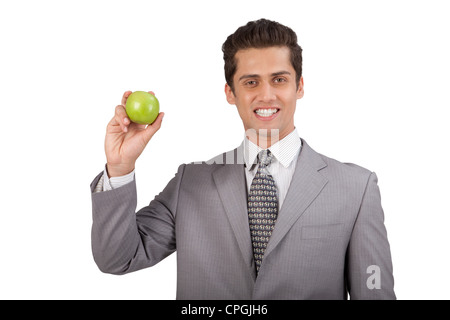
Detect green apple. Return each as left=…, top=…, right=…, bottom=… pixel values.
left=125, top=91, right=160, bottom=125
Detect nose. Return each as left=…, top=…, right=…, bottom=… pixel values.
left=257, top=81, right=276, bottom=103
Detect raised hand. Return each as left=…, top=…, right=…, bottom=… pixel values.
left=105, top=91, right=164, bottom=177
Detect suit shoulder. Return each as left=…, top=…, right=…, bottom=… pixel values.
left=187, top=147, right=239, bottom=166
left=183, top=149, right=233, bottom=173
left=312, top=151, right=377, bottom=199
left=317, top=151, right=373, bottom=181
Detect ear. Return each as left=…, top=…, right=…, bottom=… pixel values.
left=225, top=83, right=236, bottom=105
left=296, top=76, right=304, bottom=99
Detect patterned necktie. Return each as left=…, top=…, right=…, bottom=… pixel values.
left=248, top=149, right=278, bottom=274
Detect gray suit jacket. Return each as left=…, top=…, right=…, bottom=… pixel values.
left=90, top=139, right=395, bottom=299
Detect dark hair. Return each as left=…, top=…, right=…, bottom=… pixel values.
left=222, top=18, right=303, bottom=92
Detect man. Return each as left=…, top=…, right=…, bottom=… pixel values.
left=90, top=19, right=395, bottom=299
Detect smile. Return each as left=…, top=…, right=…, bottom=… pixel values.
left=254, top=108, right=279, bottom=117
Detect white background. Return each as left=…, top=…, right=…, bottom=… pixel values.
left=1, top=0, right=449, bottom=300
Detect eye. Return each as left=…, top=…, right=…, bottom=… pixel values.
left=245, top=80, right=258, bottom=86
left=274, top=77, right=287, bottom=83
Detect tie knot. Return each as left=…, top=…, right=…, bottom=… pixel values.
left=258, top=149, right=274, bottom=168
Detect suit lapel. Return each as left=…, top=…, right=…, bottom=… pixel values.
left=264, top=139, right=329, bottom=259
left=212, top=149, right=255, bottom=279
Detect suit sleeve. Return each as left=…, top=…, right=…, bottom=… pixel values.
left=346, top=172, right=396, bottom=300
left=90, top=164, right=186, bottom=275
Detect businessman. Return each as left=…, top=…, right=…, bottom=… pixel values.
left=90, top=19, right=395, bottom=299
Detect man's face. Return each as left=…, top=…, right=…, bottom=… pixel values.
left=225, top=46, right=304, bottom=144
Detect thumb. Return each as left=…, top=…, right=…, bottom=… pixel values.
left=141, top=112, right=165, bottom=144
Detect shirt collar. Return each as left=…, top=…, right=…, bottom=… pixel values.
left=242, top=128, right=302, bottom=170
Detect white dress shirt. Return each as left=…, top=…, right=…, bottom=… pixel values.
left=95, top=128, right=302, bottom=209
left=93, top=166, right=135, bottom=193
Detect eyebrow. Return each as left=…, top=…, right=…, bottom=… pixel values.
left=238, top=71, right=291, bottom=81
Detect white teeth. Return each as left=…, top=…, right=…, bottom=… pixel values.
left=255, top=108, right=278, bottom=117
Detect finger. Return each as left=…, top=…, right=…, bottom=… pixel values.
left=114, top=104, right=130, bottom=132
left=142, top=112, right=164, bottom=143
left=121, top=90, right=132, bottom=106
left=150, top=112, right=164, bottom=128
left=148, top=91, right=155, bottom=96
